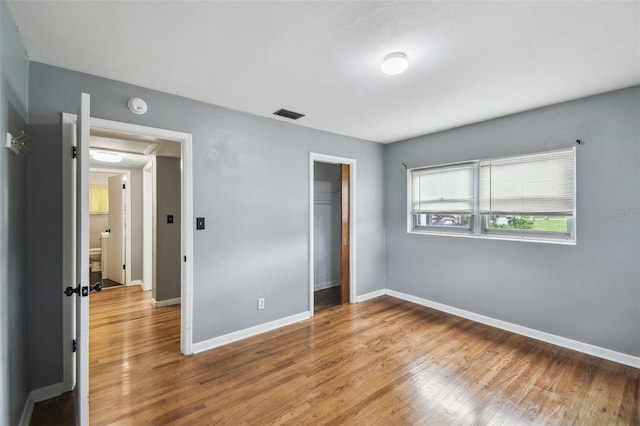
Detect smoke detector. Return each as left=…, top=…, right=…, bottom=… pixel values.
left=128, top=97, right=148, bottom=115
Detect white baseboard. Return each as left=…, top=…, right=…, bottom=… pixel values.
left=314, top=280, right=340, bottom=291
left=386, top=289, right=640, bottom=369
left=129, top=279, right=143, bottom=287
left=31, top=382, right=65, bottom=402
left=18, top=394, right=34, bottom=426
left=356, top=289, right=387, bottom=303
left=20, top=382, right=66, bottom=426
left=193, top=311, right=311, bottom=354
left=152, top=297, right=181, bottom=307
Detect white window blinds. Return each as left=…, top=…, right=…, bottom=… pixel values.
left=479, top=148, right=575, bottom=215
left=411, top=163, right=476, bottom=213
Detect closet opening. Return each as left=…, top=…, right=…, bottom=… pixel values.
left=311, top=159, right=352, bottom=313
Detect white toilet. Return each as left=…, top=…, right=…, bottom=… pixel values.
left=89, top=247, right=102, bottom=272
left=89, top=232, right=110, bottom=273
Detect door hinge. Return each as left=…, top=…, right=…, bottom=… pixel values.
left=72, top=339, right=77, bottom=353
left=122, top=183, right=126, bottom=189
left=123, top=264, right=126, bottom=270
left=72, top=146, right=77, bottom=158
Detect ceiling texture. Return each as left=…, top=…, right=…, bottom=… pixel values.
left=8, top=1, right=640, bottom=143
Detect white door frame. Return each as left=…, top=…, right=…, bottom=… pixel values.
left=309, top=152, right=357, bottom=315
left=62, top=114, right=194, bottom=392
left=74, top=93, right=91, bottom=424
left=90, top=168, right=132, bottom=286
left=62, top=117, right=76, bottom=393
left=142, top=159, right=155, bottom=292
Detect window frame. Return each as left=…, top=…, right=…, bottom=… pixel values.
left=407, top=148, right=576, bottom=245
left=407, top=160, right=477, bottom=235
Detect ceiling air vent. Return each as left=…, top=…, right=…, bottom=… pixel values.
left=273, top=108, right=305, bottom=120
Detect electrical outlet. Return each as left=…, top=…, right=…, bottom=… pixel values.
left=258, top=298, right=265, bottom=310
left=5, top=132, right=19, bottom=155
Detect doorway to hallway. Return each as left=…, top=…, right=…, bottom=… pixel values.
left=61, top=110, right=194, bottom=422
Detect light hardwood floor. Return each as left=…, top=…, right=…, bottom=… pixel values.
left=33, top=286, right=639, bottom=425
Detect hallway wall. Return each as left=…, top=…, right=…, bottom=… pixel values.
left=154, top=156, right=181, bottom=302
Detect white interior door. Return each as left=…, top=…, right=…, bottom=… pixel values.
left=107, top=175, right=125, bottom=284
left=75, top=92, right=91, bottom=425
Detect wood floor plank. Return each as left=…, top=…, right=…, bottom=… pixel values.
left=30, top=286, right=639, bottom=425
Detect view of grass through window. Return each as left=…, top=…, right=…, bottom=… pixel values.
left=488, top=215, right=568, bottom=232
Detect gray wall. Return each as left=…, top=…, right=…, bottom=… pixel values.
left=154, top=156, right=181, bottom=301
left=26, top=62, right=386, bottom=387
left=385, top=86, right=640, bottom=357
left=129, top=168, right=143, bottom=281
left=313, top=162, right=341, bottom=290
left=0, top=1, right=29, bottom=424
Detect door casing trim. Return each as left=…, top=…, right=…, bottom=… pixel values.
left=309, top=153, right=357, bottom=315
left=62, top=113, right=194, bottom=393
left=89, top=167, right=132, bottom=287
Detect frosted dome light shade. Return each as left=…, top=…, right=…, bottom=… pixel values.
left=381, top=52, right=408, bottom=75
left=91, top=151, right=123, bottom=163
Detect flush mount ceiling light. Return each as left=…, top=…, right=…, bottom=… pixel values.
left=381, top=52, right=408, bottom=75
left=91, top=150, right=123, bottom=163
left=128, top=97, right=148, bottom=115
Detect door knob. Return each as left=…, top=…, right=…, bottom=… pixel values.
left=65, top=283, right=102, bottom=296
left=64, top=285, right=80, bottom=297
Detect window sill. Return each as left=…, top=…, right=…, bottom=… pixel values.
left=408, top=229, right=576, bottom=245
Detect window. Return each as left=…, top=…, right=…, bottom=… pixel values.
left=408, top=148, right=576, bottom=243
left=410, top=163, right=476, bottom=233
left=89, top=185, right=109, bottom=213
left=479, top=149, right=575, bottom=240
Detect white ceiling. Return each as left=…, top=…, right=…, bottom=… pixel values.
left=8, top=1, right=640, bottom=143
